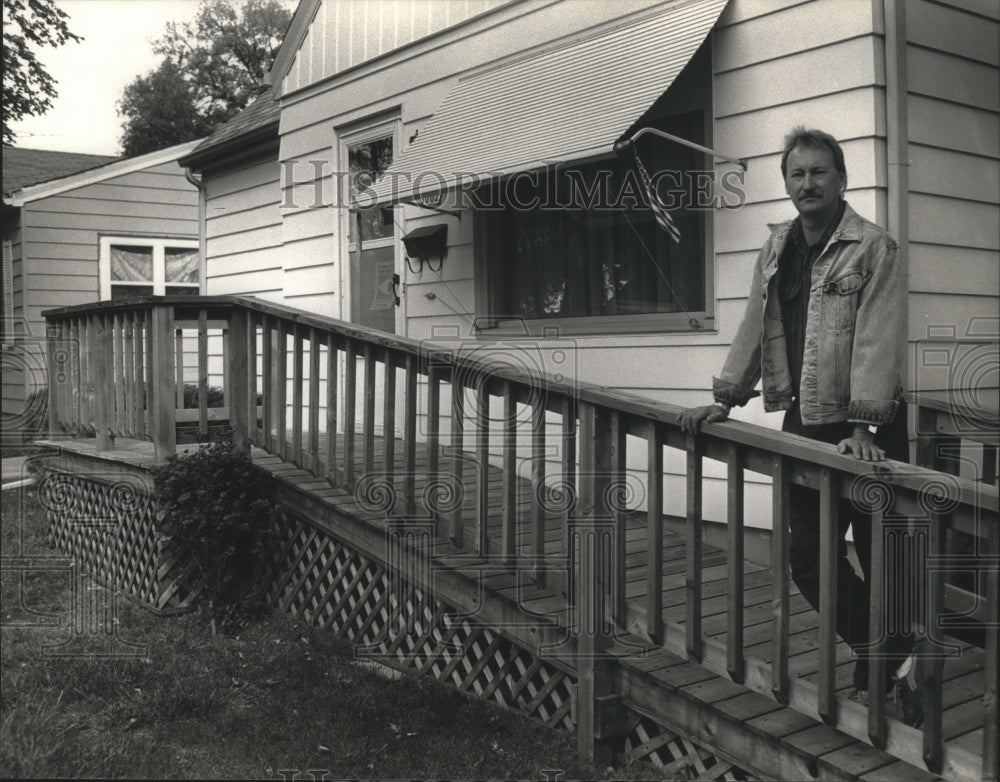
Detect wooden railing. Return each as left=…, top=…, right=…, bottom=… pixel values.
left=44, top=295, right=999, bottom=780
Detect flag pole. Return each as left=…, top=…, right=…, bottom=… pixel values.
left=614, top=127, right=748, bottom=171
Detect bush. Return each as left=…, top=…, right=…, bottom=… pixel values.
left=182, top=383, right=225, bottom=409
left=152, top=438, right=282, bottom=630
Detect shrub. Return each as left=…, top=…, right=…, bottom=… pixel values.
left=182, top=383, right=225, bottom=409
left=152, top=438, right=282, bottom=630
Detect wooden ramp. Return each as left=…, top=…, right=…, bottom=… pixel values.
left=36, top=432, right=992, bottom=781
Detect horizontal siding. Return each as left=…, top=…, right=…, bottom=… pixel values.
left=904, top=0, right=1000, bottom=401
left=25, top=210, right=195, bottom=236
left=205, top=269, right=283, bottom=296
left=907, top=0, right=999, bottom=65
left=208, top=225, right=284, bottom=258
left=26, top=194, right=198, bottom=222
left=205, top=157, right=284, bottom=300
left=908, top=95, right=999, bottom=157
left=714, top=87, right=884, bottom=161
left=908, top=142, right=1000, bottom=202
left=909, top=245, right=1000, bottom=295
left=714, top=37, right=882, bottom=119
left=713, top=0, right=874, bottom=73
left=907, top=46, right=999, bottom=111
left=909, top=194, right=999, bottom=249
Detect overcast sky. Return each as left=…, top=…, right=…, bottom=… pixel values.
left=9, top=0, right=203, bottom=156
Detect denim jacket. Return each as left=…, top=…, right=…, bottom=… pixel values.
left=713, top=202, right=905, bottom=425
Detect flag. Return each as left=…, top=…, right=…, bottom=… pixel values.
left=632, top=147, right=681, bottom=244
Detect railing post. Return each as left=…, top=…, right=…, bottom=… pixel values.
left=149, top=305, right=176, bottom=462
left=575, top=400, right=615, bottom=763
left=771, top=454, right=790, bottom=704
left=227, top=307, right=250, bottom=456
left=46, top=321, right=61, bottom=437
left=91, top=312, right=113, bottom=451
left=818, top=468, right=838, bottom=725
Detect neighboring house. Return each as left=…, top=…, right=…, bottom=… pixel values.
left=1, top=140, right=203, bottom=422
left=180, top=0, right=999, bottom=524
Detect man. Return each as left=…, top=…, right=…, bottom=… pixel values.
left=679, top=127, right=921, bottom=725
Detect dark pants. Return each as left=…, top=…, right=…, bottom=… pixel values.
left=783, top=401, right=915, bottom=691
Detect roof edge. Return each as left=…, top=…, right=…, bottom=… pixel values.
left=179, top=123, right=281, bottom=173
left=266, top=0, right=322, bottom=97
left=4, top=138, right=204, bottom=207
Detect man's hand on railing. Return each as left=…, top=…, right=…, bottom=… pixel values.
left=836, top=427, right=885, bottom=461
left=679, top=403, right=730, bottom=433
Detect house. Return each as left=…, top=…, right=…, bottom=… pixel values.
left=179, top=0, right=999, bottom=525
left=1, top=140, right=202, bottom=426
left=35, top=2, right=999, bottom=775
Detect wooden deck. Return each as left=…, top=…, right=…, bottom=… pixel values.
left=39, top=433, right=990, bottom=781
left=39, top=295, right=997, bottom=781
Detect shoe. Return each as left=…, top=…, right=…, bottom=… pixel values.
left=893, top=655, right=924, bottom=728
left=848, top=688, right=870, bottom=706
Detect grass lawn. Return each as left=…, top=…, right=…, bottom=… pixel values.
left=0, top=484, right=664, bottom=780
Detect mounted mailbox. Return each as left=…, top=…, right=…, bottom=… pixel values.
left=401, top=224, right=448, bottom=272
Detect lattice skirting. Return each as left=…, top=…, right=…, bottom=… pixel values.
left=266, top=514, right=576, bottom=732
left=41, top=469, right=202, bottom=614
left=625, top=714, right=756, bottom=781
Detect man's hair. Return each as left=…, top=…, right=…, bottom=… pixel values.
left=780, top=126, right=847, bottom=178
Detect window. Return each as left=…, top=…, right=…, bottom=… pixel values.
left=99, top=237, right=200, bottom=300
left=476, top=43, right=713, bottom=335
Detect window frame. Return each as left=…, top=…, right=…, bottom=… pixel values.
left=98, top=236, right=200, bottom=300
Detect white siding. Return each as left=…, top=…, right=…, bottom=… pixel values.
left=205, top=157, right=284, bottom=302
left=905, top=0, right=1000, bottom=396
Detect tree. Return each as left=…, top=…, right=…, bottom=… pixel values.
left=117, top=0, right=291, bottom=156
left=2, top=0, right=81, bottom=145
left=117, top=61, right=217, bottom=158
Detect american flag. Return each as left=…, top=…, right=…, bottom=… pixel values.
left=632, top=147, right=681, bottom=244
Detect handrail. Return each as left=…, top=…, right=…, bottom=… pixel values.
left=43, top=294, right=998, bottom=780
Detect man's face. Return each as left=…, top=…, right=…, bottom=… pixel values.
left=783, top=144, right=846, bottom=222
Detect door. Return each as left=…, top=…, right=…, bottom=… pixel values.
left=345, top=129, right=397, bottom=334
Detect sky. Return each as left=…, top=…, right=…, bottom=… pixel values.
left=9, top=0, right=203, bottom=156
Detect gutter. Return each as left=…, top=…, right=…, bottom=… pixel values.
left=883, top=0, right=910, bottom=391
left=184, top=167, right=208, bottom=295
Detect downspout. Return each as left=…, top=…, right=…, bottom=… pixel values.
left=882, top=0, right=910, bottom=414
left=184, top=167, right=208, bottom=295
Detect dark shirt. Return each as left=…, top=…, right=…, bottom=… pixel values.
left=778, top=200, right=846, bottom=397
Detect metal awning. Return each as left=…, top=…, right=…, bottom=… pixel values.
left=371, top=0, right=728, bottom=206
